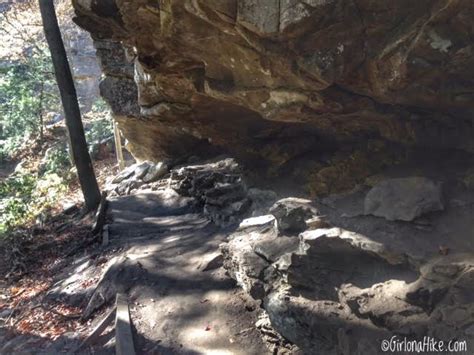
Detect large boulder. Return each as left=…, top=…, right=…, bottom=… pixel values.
left=364, top=177, right=444, bottom=221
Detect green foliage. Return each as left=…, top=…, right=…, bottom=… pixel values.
left=0, top=173, right=36, bottom=234
left=0, top=1, right=105, bottom=237
left=0, top=46, right=60, bottom=161
left=86, top=118, right=113, bottom=145
left=41, top=145, right=72, bottom=175
left=85, top=99, right=114, bottom=144
left=0, top=146, right=74, bottom=236
left=0, top=173, right=36, bottom=199
left=1, top=144, right=74, bottom=235
left=0, top=136, right=22, bottom=162
left=91, top=98, right=110, bottom=115
left=0, top=171, right=68, bottom=235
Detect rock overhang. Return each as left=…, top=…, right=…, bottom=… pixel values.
left=72, top=0, right=474, bottom=195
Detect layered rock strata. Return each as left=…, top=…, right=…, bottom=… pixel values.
left=72, top=0, right=474, bottom=195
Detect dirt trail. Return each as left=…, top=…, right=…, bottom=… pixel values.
left=96, top=188, right=269, bottom=354
left=0, top=187, right=276, bottom=354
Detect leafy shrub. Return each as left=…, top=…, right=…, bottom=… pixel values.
left=0, top=172, right=68, bottom=235
left=0, top=173, right=36, bottom=199
left=85, top=99, right=113, bottom=144
left=0, top=137, right=23, bottom=163
left=0, top=173, right=37, bottom=233
left=90, top=98, right=110, bottom=115
left=41, top=145, right=71, bottom=175
left=0, top=43, right=60, bottom=161
left=86, top=118, right=113, bottom=146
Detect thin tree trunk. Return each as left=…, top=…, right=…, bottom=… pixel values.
left=39, top=0, right=101, bottom=211
left=38, top=82, right=44, bottom=144
left=113, top=120, right=125, bottom=171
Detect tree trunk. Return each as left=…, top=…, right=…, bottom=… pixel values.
left=38, top=82, right=44, bottom=144
left=39, top=0, right=101, bottom=211
left=113, top=120, right=125, bottom=171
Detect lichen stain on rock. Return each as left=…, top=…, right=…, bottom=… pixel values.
left=72, top=0, right=474, bottom=195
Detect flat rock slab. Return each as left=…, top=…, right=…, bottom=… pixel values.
left=364, top=177, right=444, bottom=221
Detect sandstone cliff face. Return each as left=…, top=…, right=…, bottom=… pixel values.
left=72, top=0, right=474, bottom=195
left=61, top=19, right=101, bottom=112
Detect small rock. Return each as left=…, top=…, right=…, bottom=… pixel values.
left=269, top=197, right=318, bottom=234
left=299, top=227, right=342, bottom=242
left=202, top=253, right=224, bottom=271
left=255, top=317, right=270, bottom=329
left=170, top=158, right=248, bottom=226
left=364, top=177, right=444, bottom=221
left=239, top=215, right=276, bottom=230
left=273, top=253, right=293, bottom=272
left=0, top=309, right=11, bottom=318
left=204, top=182, right=246, bottom=206
left=115, top=179, right=144, bottom=195
left=305, top=216, right=330, bottom=230
left=133, top=161, right=151, bottom=180
left=111, top=165, right=136, bottom=184
left=142, top=162, right=168, bottom=183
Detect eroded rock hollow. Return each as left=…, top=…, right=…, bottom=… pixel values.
left=72, top=0, right=474, bottom=195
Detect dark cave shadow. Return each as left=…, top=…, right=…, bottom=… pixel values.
left=286, top=237, right=420, bottom=302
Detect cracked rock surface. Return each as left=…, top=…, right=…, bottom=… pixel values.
left=220, top=170, right=474, bottom=354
